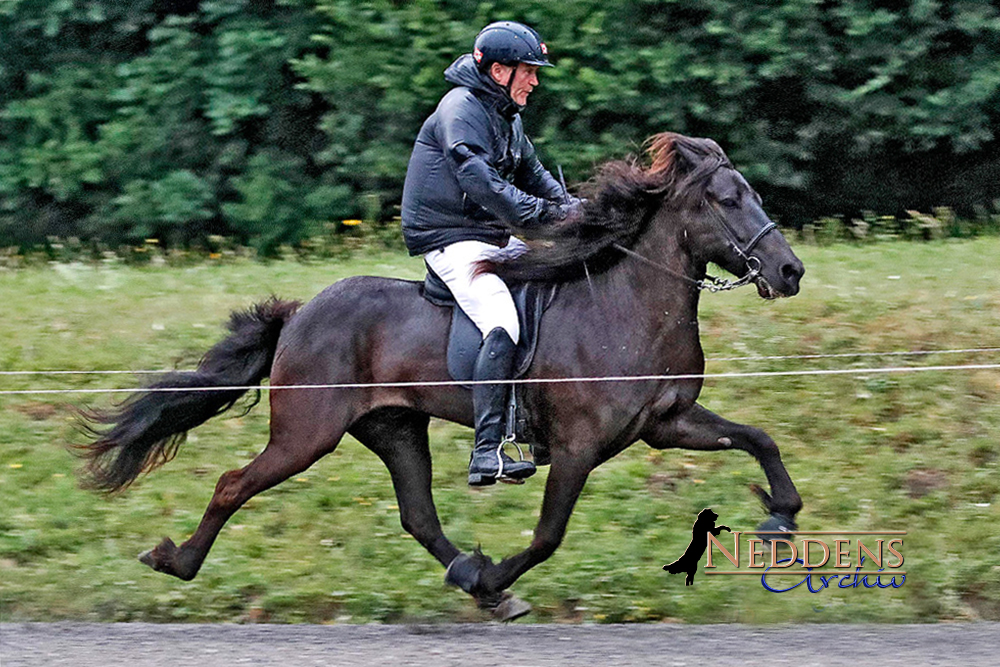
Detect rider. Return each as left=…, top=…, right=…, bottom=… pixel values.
left=401, top=21, right=580, bottom=486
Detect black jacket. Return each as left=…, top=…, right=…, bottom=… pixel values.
left=401, top=54, right=565, bottom=256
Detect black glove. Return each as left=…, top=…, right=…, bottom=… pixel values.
left=539, top=198, right=584, bottom=226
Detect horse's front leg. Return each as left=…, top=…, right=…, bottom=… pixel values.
left=641, top=402, right=802, bottom=530
left=445, top=447, right=593, bottom=612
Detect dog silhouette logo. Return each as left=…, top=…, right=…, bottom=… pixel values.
left=663, top=508, right=731, bottom=585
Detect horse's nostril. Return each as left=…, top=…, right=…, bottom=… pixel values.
left=781, top=262, right=803, bottom=283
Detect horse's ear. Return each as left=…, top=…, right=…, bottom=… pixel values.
left=672, top=139, right=703, bottom=174
left=648, top=133, right=699, bottom=177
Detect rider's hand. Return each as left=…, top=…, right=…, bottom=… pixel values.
left=540, top=199, right=584, bottom=226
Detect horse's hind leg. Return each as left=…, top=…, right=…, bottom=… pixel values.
left=139, top=394, right=348, bottom=581
left=349, top=408, right=460, bottom=568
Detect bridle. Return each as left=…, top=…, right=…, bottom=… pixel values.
left=611, top=167, right=778, bottom=293
left=705, top=197, right=777, bottom=267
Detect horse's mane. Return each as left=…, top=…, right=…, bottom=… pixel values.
left=486, top=132, right=732, bottom=283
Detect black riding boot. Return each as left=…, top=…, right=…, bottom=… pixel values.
left=468, top=327, right=536, bottom=486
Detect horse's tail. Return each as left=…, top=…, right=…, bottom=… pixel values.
left=77, top=297, right=300, bottom=494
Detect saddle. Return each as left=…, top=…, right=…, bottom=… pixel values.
left=420, top=264, right=558, bottom=462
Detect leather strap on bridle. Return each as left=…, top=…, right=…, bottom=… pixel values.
left=609, top=193, right=776, bottom=293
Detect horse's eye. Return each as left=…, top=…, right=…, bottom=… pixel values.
left=720, top=198, right=739, bottom=209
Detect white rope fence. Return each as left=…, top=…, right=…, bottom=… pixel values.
left=2, top=347, right=999, bottom=378
left=2, top=362, right=999, bottom=396
left=709, top=347, right=1000, bottom=362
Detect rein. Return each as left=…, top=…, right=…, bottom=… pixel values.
left=611, top=242, right=760, bottom=293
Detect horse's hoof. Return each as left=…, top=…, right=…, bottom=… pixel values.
left=137, top=547, right=156, bottom=568
left=756, top=513, right=797, bottom=545
left=444, top=553, right=482, bottom=594
left=138, top=536, right=177, bottom=571
left=138, top=537, right=197, bottom=580
left=491, top=592, right=532, bottom=622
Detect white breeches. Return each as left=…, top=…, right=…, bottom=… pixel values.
left=424, top=238, right=528, bottom=345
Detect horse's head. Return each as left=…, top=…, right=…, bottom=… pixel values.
left=649, top=133, right=804, bottom=299
left=480, top=132, right=804, bottom=295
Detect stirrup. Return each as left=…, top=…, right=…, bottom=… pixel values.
left=497, top=435, right=528, bottom=485
left=500, top=435, right=526, bottom=462
left=469, top=437, right=534, bottom=487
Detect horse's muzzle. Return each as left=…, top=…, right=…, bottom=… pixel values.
left=758, top=258, right=804, bottom=299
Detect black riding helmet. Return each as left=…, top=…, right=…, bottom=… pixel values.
left=473, top=21, right=553, bottom=72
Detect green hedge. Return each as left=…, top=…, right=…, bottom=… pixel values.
left=3, top=1, right=999, bottom=251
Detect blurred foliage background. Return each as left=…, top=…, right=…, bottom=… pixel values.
left=2, top=0, right=1000, bottom=254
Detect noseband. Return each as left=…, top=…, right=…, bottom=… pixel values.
left=703, top=198, right=776, bottom=267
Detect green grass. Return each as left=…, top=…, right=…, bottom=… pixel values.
left=2, top=240, right=999, bottom=623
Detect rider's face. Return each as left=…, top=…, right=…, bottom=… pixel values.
left=491, top=63, right=540, bottom=106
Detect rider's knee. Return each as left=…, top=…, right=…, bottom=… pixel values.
left=497, top=321, right=519, bottom=345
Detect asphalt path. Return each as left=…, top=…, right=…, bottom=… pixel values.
left=2, top=622, right=997, bottom=667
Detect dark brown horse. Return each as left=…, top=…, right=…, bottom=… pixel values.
left=79, top=133, right=804, bottom=619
